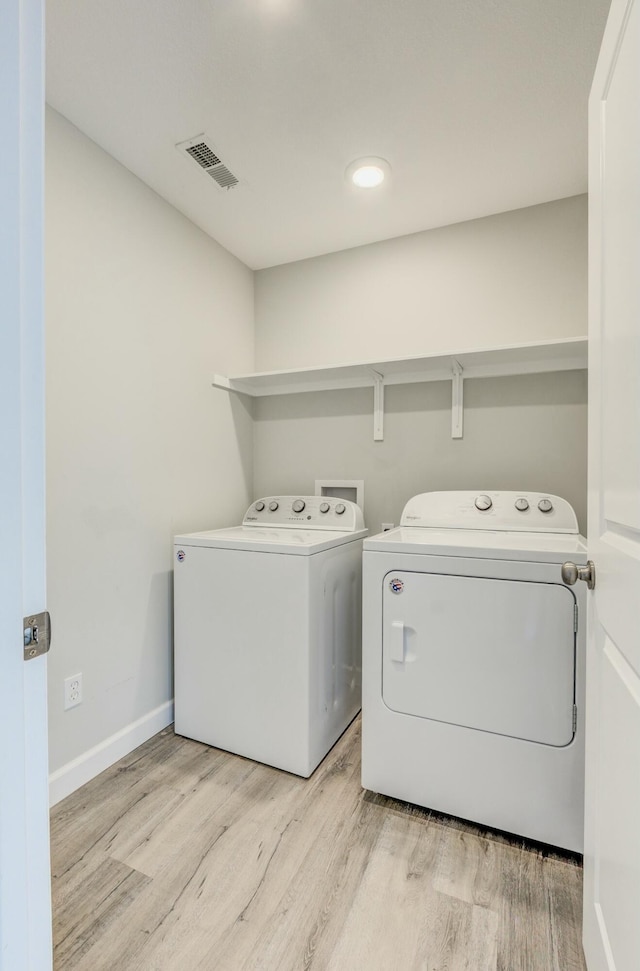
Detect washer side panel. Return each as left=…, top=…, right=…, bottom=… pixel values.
left=307, top=539, right=363, bottom=771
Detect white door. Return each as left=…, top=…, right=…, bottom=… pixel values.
left=583, top=1, right=640, bottom=969
left=0, top=0, right=52, bottom=968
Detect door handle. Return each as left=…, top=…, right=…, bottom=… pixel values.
left=561, top=560, right=596, bottom=590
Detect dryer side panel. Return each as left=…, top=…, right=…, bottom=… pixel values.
left=382, top=572, right=576, bottom=746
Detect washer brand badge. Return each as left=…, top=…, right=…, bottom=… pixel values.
left=389, top=577, right=404, bottom=594
left=176, top=549, right=186, bottom=562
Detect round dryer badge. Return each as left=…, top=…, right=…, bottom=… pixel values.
left=176, top=549, right=186, bottom=562
left=389, top=577, right=404, bottom=594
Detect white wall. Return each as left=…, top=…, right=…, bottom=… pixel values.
left=46, top=109, right=254, bottom=786
left=253, top=195, right=588, bottom=533
left=253, top=371, right=588, bottom=536
left=255, top=195, right=587, bottom=370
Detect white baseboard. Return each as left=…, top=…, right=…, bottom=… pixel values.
left=49, top=700, right=174, bottom=807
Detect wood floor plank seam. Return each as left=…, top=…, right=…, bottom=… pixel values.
left=147, top=822, right=232, bottom=937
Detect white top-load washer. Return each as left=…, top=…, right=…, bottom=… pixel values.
left=174, top=496, right=367, bottom=777
left=362, top=491, right=587, bottom=851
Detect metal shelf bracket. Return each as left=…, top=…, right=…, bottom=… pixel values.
left=451, top=359, right=463, bottom=439
left=369, top=368, right=385, bottom=441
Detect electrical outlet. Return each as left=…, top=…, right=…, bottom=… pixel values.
left=381, top=522, right=394, bottom=531
left=64, top=673, right=82, bottom=710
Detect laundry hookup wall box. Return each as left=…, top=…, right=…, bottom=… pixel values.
left=315, top=480, right=364, bottom=515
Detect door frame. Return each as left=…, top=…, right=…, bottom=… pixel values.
left=0, top=0, right=52, bottom=966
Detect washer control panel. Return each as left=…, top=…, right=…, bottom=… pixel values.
left=401, top=491, right=578, bottom=533
left=243, top=496, right=365, bottom=531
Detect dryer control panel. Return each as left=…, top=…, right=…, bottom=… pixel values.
left=400, top=491, right=579, bottom=533
left=243, top=496, right=365, bottom=532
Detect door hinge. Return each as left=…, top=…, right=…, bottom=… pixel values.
left=23, top=610, right=51, bottom=660
left=572, top=704, right=577, bottom=733
left=574, top=603, right=579, bottom=632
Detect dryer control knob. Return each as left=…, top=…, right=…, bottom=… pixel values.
left=255, top=501, right=265, bottom=512
left=268, top=501, right=279, bottom=512
left=292, top=499, right=306, bottom=513
left=515, top=498, right=529, bottom=511
left=335, top=503, right=346, bottom=515
left=538, top=498, right=553, bottom=513
left=319, top=502, right=330, bottom=513
left=474, top=495, right=492, bottom=511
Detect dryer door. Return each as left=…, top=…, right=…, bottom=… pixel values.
left=382, top=571, right=576, bottom=746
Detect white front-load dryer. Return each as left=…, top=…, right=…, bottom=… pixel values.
left=362, top=491, right=587, bottom=851
left=174, top=496, right=367, bottom=777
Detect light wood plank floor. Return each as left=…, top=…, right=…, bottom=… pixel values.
left=51, top=718, right=586, bottom=971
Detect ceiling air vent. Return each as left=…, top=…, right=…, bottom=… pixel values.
left=176, top=135, right=239, bottom=191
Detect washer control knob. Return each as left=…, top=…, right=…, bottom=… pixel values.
left=319, top=502, right=330, bottom=513
left=335, top=503, right=346, bottom=515
left=474, top=495, right=492, bottom=511
left=292, top=499, right=305, bottom=513
left=515, top=497, right=529, bottom=512
left=268, top=501, right=279, bottom=512
left=538, top=498, right=553, bottom=514
left=255, top=501, right=265, bottom=512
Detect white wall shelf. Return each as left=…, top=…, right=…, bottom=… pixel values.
left=212, top=337, right=587, bottom=440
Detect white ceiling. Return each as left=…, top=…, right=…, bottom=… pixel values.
left=46, top=0, right=610, bottom=270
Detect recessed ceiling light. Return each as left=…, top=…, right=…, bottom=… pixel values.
left=346, top=157, right=391, bottom=189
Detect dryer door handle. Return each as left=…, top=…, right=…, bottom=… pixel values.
left=389, top=620, right=405, bottom=663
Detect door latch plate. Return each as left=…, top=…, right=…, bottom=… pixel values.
left=23, top=611, right=51, bottom=660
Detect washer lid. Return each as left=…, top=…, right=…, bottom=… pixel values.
left=174, top=525, right=367, bottom=555
left=364, top=526, right=587, bottom=563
